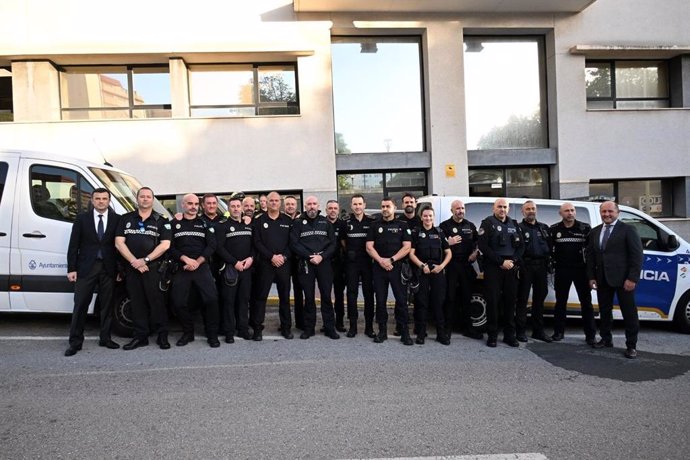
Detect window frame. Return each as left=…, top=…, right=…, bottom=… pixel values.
left=187, top=62, right=300, bottom=117
left=59, top=64, right=171, bottom=119
left=585, top=59, right=670, bottom=109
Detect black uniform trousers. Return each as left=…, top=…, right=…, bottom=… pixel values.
left=516, top=260, right=548, bottom=335
left=346, top=258, right=374, bottom=324
left=69, top=260, right=114, bottom=347
left=553, top=267, right=596, bottom=339
left=170, top=264, right=219, bottom=339
left=445, top=259, right=476, bottom=332
left=298, top=261, right=335, bottom=334
left=291, top=257, right=305, bottom=329
left=332, top=259, right=346, bottom=326
left=596, top=278, right=639, bottom=349
left=372, top=263, right=408, bottom=328
left=221, top=268, right=252, bottom=337
left=484, top=263, right=518, bottom=340
left=414, top=271, right=447, bottom=338
left=125, top=263, right=168, bottom=340
left=253, top=261, right=291, bottom=331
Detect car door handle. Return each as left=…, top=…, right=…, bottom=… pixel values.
left=0, top=232, right=6, bottom=236
left=23, top=232, right=47, bottom=238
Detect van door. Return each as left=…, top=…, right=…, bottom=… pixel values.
left=0, top=157, right=17, bottom=311
left=618, top=208, right=681, bottom=320
left=12, top=160, right=95, bottom=312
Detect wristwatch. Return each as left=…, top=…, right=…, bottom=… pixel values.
left=144, top=257, right=151, bottom=264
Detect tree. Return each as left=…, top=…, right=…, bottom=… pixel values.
left=335, top=132, right=351, bottom=154
left=477, top=110, right=543, bottom=149
left=259, top=75, right=296, bottom=102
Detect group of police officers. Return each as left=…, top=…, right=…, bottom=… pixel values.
left=68, top=187, right=618, bottom=354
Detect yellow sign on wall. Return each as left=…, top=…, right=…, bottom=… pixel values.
left=445, top=164, right=456, bottom=177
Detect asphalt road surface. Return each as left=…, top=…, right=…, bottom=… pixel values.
left=1, top=311, right=689, bottom=459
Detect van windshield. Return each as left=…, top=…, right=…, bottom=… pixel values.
left=89, top=167, right=172, bottom=219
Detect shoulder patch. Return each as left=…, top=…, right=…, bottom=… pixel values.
left=478, top=227, right=485, bottom=236
left=164, top=223, right=171, bottom=230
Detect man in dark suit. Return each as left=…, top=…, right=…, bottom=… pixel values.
left=586, top=201, right=644, bottom=359
left=64, top=188, right=121, bottom=356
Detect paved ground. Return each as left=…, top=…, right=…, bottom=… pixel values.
left=1, top=311, right=689, bottom=459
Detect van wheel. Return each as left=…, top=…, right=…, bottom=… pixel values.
left=673, top=292, right=690, bottom=334
left=470, top=292, right=487, bottom=328
left=112, top=290, right=134, bottom=338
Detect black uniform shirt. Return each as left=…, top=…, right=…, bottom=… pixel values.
left=398, top=214, right=422, bottom=241
left=550, top=220, right=591, bottom=268
left=290, top=212, right=335, bottom=260
left=115, top=211, right=171, bottom=259
left=216, top=217, right=254, bottom=266
left=519, top=220, right=551, bottom=259
left=329, top=218, right=347, bottom=261
left=413, top=226, right=449, bottom=265
left=169, top=216, right=216, bottom=261
left=439, top=217, right=478, bottom=262
left=367, top=218, right=412, bottom=258
left=343, top=214, right=375, bottom=260
left=253, top=212, right=293, bottom=261
left=478, top=215, right=524, bottom=267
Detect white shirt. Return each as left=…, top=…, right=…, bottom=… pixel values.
left=93, top=209, right=108, bottom=233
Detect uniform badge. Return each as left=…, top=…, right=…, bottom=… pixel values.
left=349, top=225, right=353, bottom=231
left=126, top=222, right=131, bottom=228
left=478, top=228, right=485, bottom=236
left=497, top=226, right=502, bottom=232
left=164, top=224, right=171, bottom=230
left=453, top=228, right=458, bottom=233
left=420, top=232, right=426, bottom=238
left=378, top=227, right=383, bottom=234
left=230, top=226, right=235, bottom=232
left=263, top=222, right=269, bottom=229
left=209, top=227, right=215, bottom=233
left=406, top=229, right=411, bottom=235
left=176, top=224, right=181, bottom=229
left=557, top=232, right=562, bottom=238
left=303, top=220, right=307, bottom=225
left=525, top=233, right=530, bottom=239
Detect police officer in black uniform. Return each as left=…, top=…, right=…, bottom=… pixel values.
left=284, top=195, right=305, bottom=330
left=516, top=200, right=553, bottom=343
left=366, top=197, right=413, bottom=345
left=199, top=194, right=225, bottom=333
left=439, top=199, right=481, bottom=339
left=115, top=187, right=172, bottom=350
left=326, top=200, right=347, bottom=333
left=550, top=202, right=597, bottom=344
left=409, top=207, right=452, bottom=345
left=169, top=193, right=220, bottom=348
left=253, top=191, right=294, bottom=340
left=396, top=192, right=422, bottom=336
left=291, top=196, right=339, bottom=339
left=342, top=194, right=375, bottom=338
left=216, top=196, right=255, bottom=343
left=478, top=198, right=524, bottom=348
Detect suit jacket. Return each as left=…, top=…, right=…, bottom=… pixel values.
left=586, top=220, right=643, bottom=287
left=67, top=209, right=121, bottom=277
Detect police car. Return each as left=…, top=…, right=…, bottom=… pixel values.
left=417, top=196, right=690, bottom=333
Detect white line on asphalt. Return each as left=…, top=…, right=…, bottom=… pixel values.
left=342, top=454, right=549, bottom=460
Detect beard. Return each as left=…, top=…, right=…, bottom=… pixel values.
left=306, top=209, right=318, bottom=219
left=404, top=206, right=414, bottom=214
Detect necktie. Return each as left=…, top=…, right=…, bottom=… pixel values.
left=601, top=224, right=611, bottom=250
left=97, top=214, right=104, bottom=240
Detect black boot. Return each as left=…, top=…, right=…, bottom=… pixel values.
left=400, top=327, right=413, bottom=346
left=346, top=320, right=357, bottom=338
left=374, top=324, right=387, bottom=343
left=364, top=321, right=375, bottom=338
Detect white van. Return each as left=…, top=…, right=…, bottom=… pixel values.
left=417, top=196, right=690, bottom=334
left=0, top=149, right=170, bottom=335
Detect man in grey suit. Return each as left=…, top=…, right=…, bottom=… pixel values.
left=586, top=201, right=644, bottom=359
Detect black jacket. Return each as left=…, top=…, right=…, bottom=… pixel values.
left=67, top=209, right=120, bottom=277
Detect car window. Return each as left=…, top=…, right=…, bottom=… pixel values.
left=619, top=209, right=664, bottom=251
left=30, top=165, right=94, bottom=222
left=0, top=162, right=8, bottom=206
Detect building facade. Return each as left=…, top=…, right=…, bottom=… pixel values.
left=1, top=0, right=689, bottom=218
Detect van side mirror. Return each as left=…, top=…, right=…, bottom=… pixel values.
left=667, top=234, right=679, bottom=251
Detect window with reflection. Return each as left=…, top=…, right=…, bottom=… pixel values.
left=60, top=66, right=171, bottom=120
left=585, top=60, right=669, bottom=109
left=332, top=36, right=424, bottom=154
left=188, top=63, right=298, bottom=117
left=336, top=170, right=427, bottom=213
left=464, top=36, right=547, bottom=150
left=469, top=167, right=549, bottom=198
